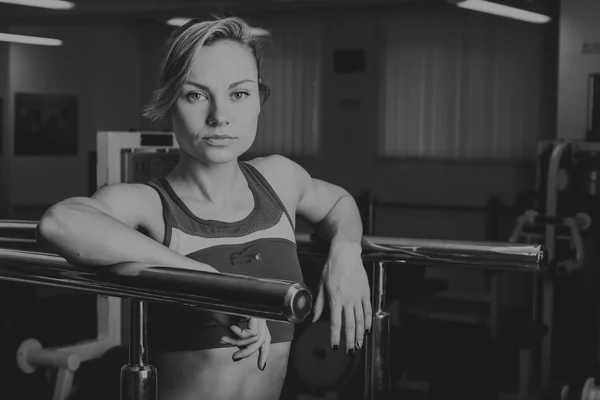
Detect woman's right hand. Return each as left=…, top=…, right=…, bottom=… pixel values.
left=212, top=313, right=271, bottom=371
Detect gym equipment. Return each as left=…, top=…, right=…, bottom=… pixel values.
left=0, top=217, right=546, bottom=400
left=0, top=248, right=312, bottom=322
left=509, top=140, right=600, bottom=399
left=17, top=338, right=82, bottom=400
left=0, top=220, right=39, bottom=250
left=519, top=140, right=600, bottom=400
left=0, top=246, right=312, bottom=400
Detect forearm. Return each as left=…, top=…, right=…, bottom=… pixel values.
left=316, top=193, right=363, bottom=247
left=37, top=202, right=217, bottom=273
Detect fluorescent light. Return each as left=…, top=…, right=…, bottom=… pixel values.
left=0, top=33, right=62, bottom=46
left=0, top=0, right=74, bottom=9
left=167, top=17, right=191, bottom=27
left=455, top=0, right=551, bottom=24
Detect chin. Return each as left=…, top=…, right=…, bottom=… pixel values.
left=198, top=147, right=246, bottom=165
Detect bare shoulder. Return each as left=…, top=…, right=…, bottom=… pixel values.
left=246, top=155, right=304, bottom=214
left=247, top=154, right=296, bottom=181
left=91, top=183, right=165, bottom=240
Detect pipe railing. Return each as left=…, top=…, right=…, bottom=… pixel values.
left=0, top=220, right=547, bottom=400
left=0, top=220, right=547, bottom=273
left=0, top=249, right=311, bottom=322
left=296, top=233, right=546, bottom=272
left=0, top=219, right=38, bottom=247
left=296, top=232, right=546, bottom=400
left=0, top=247, right=312, bottom=400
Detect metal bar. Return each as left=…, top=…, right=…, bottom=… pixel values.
left=121, top=300, right=156, bottom=400
left=365, top=261, right=391, bottom=400
left=372, top=199, right=509, bottom=214
left=0, top=220, right=38, bottom=240
left=0, top=219, right=546, bottom=400
left=0, top=219, right=37, bottom=230
left=130, top=300, right=147, bottom=367
left=0, top=220, right=546, bottom=272
left=0, top=248, right=312, bottom=323
left=296, top=233, right=546, bottom=272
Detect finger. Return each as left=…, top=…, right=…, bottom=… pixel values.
left=233, top=322, right=266, bottom=361
left=220, top=334, right=260, bottom=347
left=354, top=304, right=365, bottom=350
left=344, top=306, right=356, bottom=354
left=363, top=295, right=373, bottom=334
left=258, top=325, right=271, bottom=371
left=311, top=283, right=325, bottom=323
left=248, top=318, right=261, bottom=336
left=229, top=324, right=259, bottom=339
left=329, top=301, right=342, bottom=351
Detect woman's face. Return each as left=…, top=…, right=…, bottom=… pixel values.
left=172, top=40, right=261, bottom=165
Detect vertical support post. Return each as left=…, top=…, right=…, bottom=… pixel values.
left=120, top=300, right=157, bottom=400
left=367, top=195, right=375, bottom=236
left=364, top=261, right=391, bottom=400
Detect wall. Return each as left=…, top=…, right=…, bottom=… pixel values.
left=4, top=23, right=142, bottom=218
left=557, top=0, right=600, bottom=140
left=138, top=22, right=174, bottom=132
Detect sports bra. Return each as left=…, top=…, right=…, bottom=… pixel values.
left=143, top=161, right=304, bottom=351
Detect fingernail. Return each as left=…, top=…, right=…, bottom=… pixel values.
left=260, top=363, right=267, bottom=371
left=333, top=344, right=339, bottom=352
left=347, top=348, right=354, bottom=356
left=357, top=340, right=363, bottom=349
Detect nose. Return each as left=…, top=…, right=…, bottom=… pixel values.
left=206, top=98, right=230, bottom=127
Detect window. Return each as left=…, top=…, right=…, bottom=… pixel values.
left=250, top=15, right=323, bottom=157
left=378, top=7, right=550, bottom=160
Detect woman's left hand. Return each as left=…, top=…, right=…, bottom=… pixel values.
left=311, top=238, right=372, bottom=353
left=213, top=314, right=270, bottom=371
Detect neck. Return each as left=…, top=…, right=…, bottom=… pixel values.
left=170, top=153, right=244, bottom=205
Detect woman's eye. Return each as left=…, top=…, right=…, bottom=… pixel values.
left=232, top=91, right=250, bottom=100
left=186, top=92, right=207, bottom=102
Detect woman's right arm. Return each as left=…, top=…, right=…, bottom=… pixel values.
left=37, top=183, right=217, bottom=273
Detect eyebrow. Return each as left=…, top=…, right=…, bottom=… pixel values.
left=184, top=79, right=255, bottom=90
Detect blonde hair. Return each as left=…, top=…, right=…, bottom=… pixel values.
left=143, top=16, right=271, bottom=123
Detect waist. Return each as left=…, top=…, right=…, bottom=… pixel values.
left=148, top=317, right=295, bottom=351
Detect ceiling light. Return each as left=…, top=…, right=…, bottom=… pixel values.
left=166, top=17, right=191, bottom=27
left=0, top=0, right=74, bottom=10
left=453, top=0, right=551, bottom=24
left=0, top=33, right=62, bottom=46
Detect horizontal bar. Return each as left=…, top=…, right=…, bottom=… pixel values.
left=0, top=220, right=37, bottom=230
left=0, top=220, right=546, bottom=271
left=296, top=233, right=546, bottom=272
left=0, top=248, right=312, bottom=323
left=0, top=219, right=38, bottom=239
left=372, top=200, right=491, bottom=213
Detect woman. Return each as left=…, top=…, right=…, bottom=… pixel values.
left=38, top=16, right=371, bottom=400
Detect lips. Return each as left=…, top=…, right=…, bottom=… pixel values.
left=202, top=135, right=237, bottom=146
left=203, top=135, right=234, bottom=140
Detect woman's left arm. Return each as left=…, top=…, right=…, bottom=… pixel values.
left=289, top=159, right=372, bottom=354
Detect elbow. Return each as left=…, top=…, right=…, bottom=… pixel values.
left=36, top=203, right=88, bottom=265
left=36, top=205, right=65, bottom=247
left=36, top=202, right=81, bottom=248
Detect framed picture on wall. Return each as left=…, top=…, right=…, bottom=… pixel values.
left=14, top=93, right=78, bottom=156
